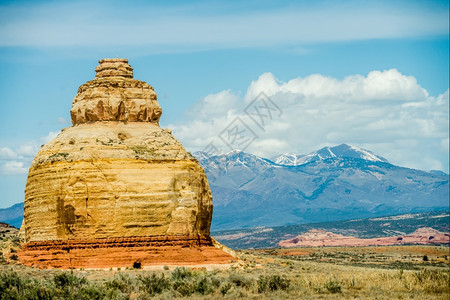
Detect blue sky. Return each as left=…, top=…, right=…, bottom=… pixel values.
left=0, top=0, right=448, bottom=208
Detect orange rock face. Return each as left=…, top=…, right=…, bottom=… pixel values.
left=19, top=58, right=234, bottom=269
left=19, top=236, right=234, bottom=269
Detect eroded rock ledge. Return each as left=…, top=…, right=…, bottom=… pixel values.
left=22, top=235, right=214, bottom=250
left=19, top=235, right=235, bottom=269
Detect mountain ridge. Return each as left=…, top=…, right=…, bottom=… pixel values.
left=0, top=202, right=23, bottom=229
left=194, top=144, right=449, bottom=230
left=271, top=144, right=389, bottom=166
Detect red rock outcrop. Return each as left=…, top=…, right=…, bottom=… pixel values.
left=19, top=235, right=234, bottom=269
left=18, top=58, right=235, bottom=269
left=279, top=227, right=450, bottom=247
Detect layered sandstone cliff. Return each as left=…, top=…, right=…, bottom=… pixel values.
left=19, top=58, right=233, bottom=268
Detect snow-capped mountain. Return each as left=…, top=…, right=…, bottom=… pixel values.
left=193, top=144, right=449, bottom=230
left=271, top=144, right=388, bottom=166
left=271, top=153, right=305, bottom=165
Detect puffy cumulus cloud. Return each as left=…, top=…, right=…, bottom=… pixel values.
left=170, top=69, right=449, bottom=172
left=17, top=144, right=39, bottom=157
left=245, top=69, right=429, bottom=102
left=0, top=147, right=17, bottom=160
left=187, top=90, right=240, bottom=119
left=0, top=161, right=27, bottom=175
left=0, top=130, right=61, bottom=175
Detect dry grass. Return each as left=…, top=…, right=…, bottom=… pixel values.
left=0, top=245, right=448, bottom=299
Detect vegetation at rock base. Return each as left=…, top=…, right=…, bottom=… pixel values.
left=0, top=245, right=449, bottom=299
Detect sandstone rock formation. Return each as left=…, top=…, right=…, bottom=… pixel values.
left=278, top=227, right=450, bottom=247
left=71, top=59, right=162, bottom=124
left=19, top=58, right=234, bottom=269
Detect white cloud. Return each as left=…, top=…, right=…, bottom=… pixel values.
left=170, top=69, right=449, bottom=172
left=0, top=1, right=447, bottom=50
left=246, top=69, right=429, bottom=102
left=0, top=130, right=61, bottom=175
left=0, top=147, right=17, bottom=160
left=0, top=161, right=27, bottom=175
left=17, top=144, right=39, bottom=157
left=40, top=131, right=60, bottom=144
left=188, top=90, right=240, bottom=119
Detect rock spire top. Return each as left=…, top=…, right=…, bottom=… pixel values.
left=70, top=58, right=162, bottom=125
left=95, top=58, right=133, bottom=78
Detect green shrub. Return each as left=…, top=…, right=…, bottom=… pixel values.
left=105, top=273, right=132, bottom=293
left=170, top=268, right=213, bottom=296
left=257, top=275, right=290, bottom=293
left=324, top=279, right=341, bottom=293
left=138, top=273, right=170, bottom=295
left=220, top=282, right=232, bottom=295
left=21, top=281, right=56, bottom=300
left=53, top=271, right=87, bottom=288
left=0, top=270, right=61, bottom=300
left=210, top=275, right=221, bottom=288
left=51, top=271, right=107, bottom=300
left=74, top=285, right=104, bottom=300
left=0, top=270, right=25, bottom=293
left=171, top=267, right=192, bottom=281
left=195, top=277, right=213, bottom=295
left=414, top=269, right=449, bottom=286
left=172, top=280, right=196, bottom=296
left=229, top=273, right=253, bottom=290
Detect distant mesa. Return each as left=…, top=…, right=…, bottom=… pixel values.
left=18, top=58, right=234, bottom=269
left=279, top=227, right=450, bottom=247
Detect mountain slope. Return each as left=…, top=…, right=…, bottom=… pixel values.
left=194, top=144, right=449, bottom=230
left=0, top=202, right=23, bottom=229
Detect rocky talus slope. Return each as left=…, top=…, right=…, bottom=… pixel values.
left=19, top=58, right=234, bottom=268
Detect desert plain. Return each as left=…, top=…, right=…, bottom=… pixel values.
left=1, top=230, right=449, bottom=299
